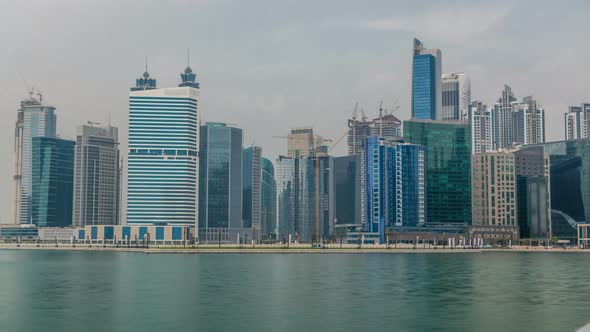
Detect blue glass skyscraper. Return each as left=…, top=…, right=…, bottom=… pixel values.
left=199, top=123, right=243, bottom=233
left=13, top=96, right=57, bottom=224
left=275, top=156, right=333, bottom=243
left=127, top=65, right=200, bottom=226
left=412, top=38, right=442, bottom=120
left=31, top=137, right=75, bottom=227
left=243, top=146, right=262, bottom=231
left=362, top=136, right=426, bottom=243
left=261, top=157, right=277, bottom=237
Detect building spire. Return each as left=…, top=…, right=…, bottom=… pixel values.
left=131, top=56, right=157, bottom=91
left=179, top=51, right=199, bottom=89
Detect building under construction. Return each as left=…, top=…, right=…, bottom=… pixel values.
left=347, top=106, right=402, bottom=156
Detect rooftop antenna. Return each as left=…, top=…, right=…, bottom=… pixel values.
left=145, top=56, right=148, bottom=73
left=187, top=48, right=190, bottom=67
left=378, top=100, right=383, bottom=137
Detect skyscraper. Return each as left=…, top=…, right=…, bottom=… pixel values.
left=515, top=96, right=545, bottom=145
left=411, top=38, right=442, bottom=120
left=470, top=101, right=493, bottom=154
left=347, top=109, right=402, bottom=157
left=361, top=137, right=426, bottom=243
left=404, top=119, right=471, bottom=224
left=333, top=155, right=361, bottom=225
left=564, top=103, right=590, bottom=140
left=31, top=137, right=75, bottom=227
left=260, top=157, right=277, bottom=237
left=441, top=73, right=471, bottom=120
left=72, top=124, right=121, bottom=227
left=287, top=127, right=314, bottom=158
left=243, top=146, right=262, bottom=233
left=347, top=113, right=371, bottom=156
left=492, top=85, right=517, bottom=149
left=275, top=156, right=296, bottom=239
left=492, top=85, right=546, bottom=149
left=12, top=94, right=57, bottom=224
left=514, top=146, right=551, bottom=239
left=275, top=156, right=333, bottom=243
left=127, top=65, right=200, bottom=226
left=199, top=123, right=243, bottom=239
left=471, top=151, right=518, bottom=227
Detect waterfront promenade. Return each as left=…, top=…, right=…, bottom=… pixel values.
left=0, top=243, right=586, bottom=253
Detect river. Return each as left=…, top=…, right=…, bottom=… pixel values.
left=0, top=250, right=587, bottom=331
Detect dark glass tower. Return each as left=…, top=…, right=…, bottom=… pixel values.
left=261, top=157, right=277, bottom=237
left=199, top=123, right=243, bottom=230
left=31, top=137, right=75, bottom=227
left=404, top=119, right=471, bottom=225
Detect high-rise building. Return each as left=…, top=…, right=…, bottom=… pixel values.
left=492, top=85, right=517, bottom=150
left=12, top=94, right=57, bottom=224
left=370, top=114, right=402, bottom=141
left=31, top=137, right=75, bottom=227
left=513, top=96, right=545, bottom=146
left=127, top=65, right=200, bottom=226
left=275, top=156, right=296, bottom=239
left=492, top=85, right=545, bottom=149
left=287, top=127, right=314, bottom=158
left=514, top=146, right=551, bottom=239
left=243, top=146, right=262, bottom=234
left=530, top=139, right=590, bottom=241
left=404, top=119, right=471, bottom=224
left=470, top=101, right=494, bottom=154
left=348, top=109, right=402, bottom=157
left=347, top=113, right=372, bottom=156
left=199, top=122, right=243, bottom=235
left=471, top=151, right=517, bottom=227
left=441, top=73, right=471, bottom=120
left=361, top=137, right=426, bottom=243
left=72, top=124, right=121, bottom=227
left=333, top=155, right=361, bottom=226
left=260, top=157, right=277, bottom=237
left=275, top=156, right=333, bottom=242
left=411, top=38, right=442, bottom=120
left=564, top=103, right=590, bottom=140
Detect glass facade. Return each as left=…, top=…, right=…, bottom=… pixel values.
left=333, top=156, right=360, bottom=225
left=242, top=146, right=262, bottom=231
left=31, top=137, right=75, bottom=227
left=261, top=157, right=276, bottom=236
left=127, top=82, right=199, bottom=225
left=275, top=156, right=333, bottom=242
left=404, top=120, right=471, bottom=224
left=73, top=125, right=120, bottom=226
left=362, top=136, right=426, bottom=243
left=13, top=98, right=57, bottom=224
left=412, top=54, right=436, bottom=120
left=276, top=157, right=295, bottom=240
left=539, top=139, right=590, bottom=224
left=199, top=123, right=243, bottom=230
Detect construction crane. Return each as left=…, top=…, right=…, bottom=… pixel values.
left=273, top=130, right=348, bottom=243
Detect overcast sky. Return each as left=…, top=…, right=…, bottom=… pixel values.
left=0, top=0, right=588, bottom=221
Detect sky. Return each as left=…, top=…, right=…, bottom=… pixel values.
left=0, top=0, right=588, bottom=222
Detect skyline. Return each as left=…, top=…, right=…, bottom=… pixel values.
left=1, top=0, right=589, bottom=222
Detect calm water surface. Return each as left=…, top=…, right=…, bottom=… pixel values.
left=0, top=251, right=588, bottom=332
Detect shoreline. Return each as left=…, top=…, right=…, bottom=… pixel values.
left=0, top=244, right=587, bottom=254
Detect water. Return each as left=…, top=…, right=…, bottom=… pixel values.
left=0, top=251, right=588, bottom=332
